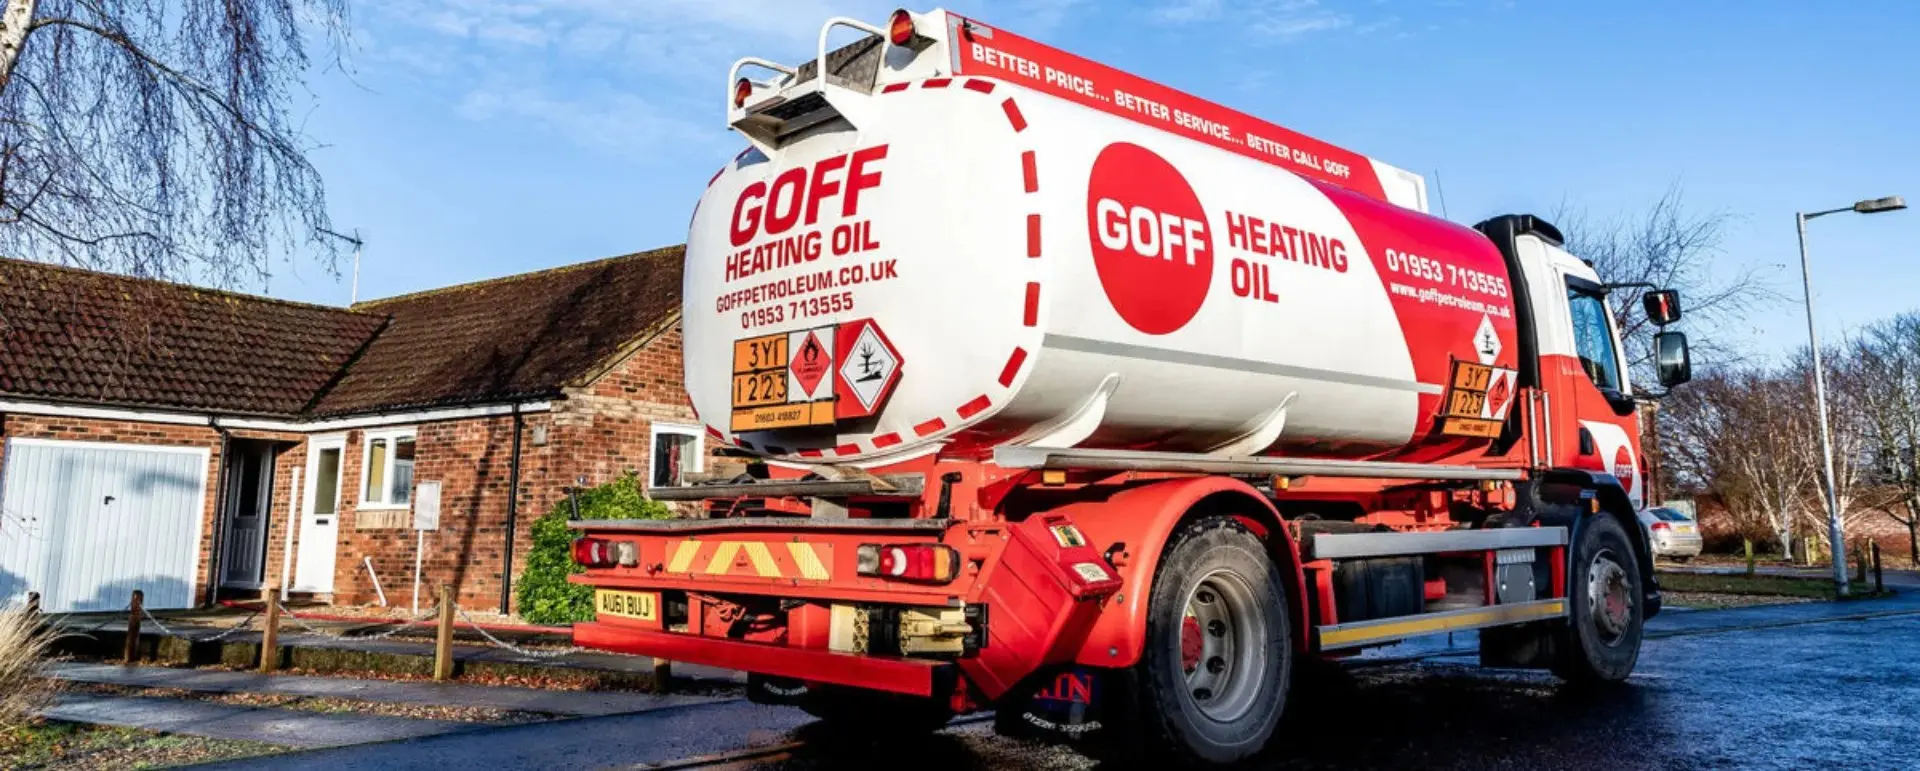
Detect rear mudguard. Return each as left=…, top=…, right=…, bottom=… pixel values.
left=1048, top=476, right=1308, bottom=668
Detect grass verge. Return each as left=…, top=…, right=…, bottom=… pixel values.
left=0, top=720, right=279, bottom=770
left=1659, top=571, right=1893, bottom=601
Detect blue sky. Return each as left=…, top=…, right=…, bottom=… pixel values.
left=275, top=0, right=1918, bottom=359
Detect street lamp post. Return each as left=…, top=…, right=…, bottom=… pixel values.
left=1796, top=195, right=1906, bottom=596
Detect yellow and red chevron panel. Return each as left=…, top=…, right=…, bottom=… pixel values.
left=663, top=539, right=834, bottom=582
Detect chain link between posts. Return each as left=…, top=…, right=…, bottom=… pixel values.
left=51, top=602, right=133, bottom=637
left=276, top=601, right=441, bottom=641
left=456, top=607, right=581, bottom=659
left=74, top=592, right=582, bottom=662
left=137, top=605, right=264, bottom=643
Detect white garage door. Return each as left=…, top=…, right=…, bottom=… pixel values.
left=0, top=438, right=210, bottom=613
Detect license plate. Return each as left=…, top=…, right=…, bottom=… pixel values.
left=1675, top=524, right=1695, bottom=534
left=595, top=589, right=657, bottom=621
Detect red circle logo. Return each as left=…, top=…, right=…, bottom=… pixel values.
left=1085, top=143, right=1212, bottom=335
left=1614, top=446, right=1635, bottom=494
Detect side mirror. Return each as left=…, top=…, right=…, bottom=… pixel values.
left=1643, top=289, right=1682, bottom=326
left=1655, top=330, right=1692, bottom=388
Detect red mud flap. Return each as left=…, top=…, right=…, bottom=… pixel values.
left=574, top=623, right=948, bottom=697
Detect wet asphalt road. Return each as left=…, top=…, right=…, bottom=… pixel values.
left=205, top=595, right=1920, bottom=771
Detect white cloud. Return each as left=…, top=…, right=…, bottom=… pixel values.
left=357, top=0, right=1106, bottom=158
left=1154, top=0, right=1222, bottom=23
left=1149, top=0, right=1354, bottom=41
left=458, top=86, right=720, bottom=159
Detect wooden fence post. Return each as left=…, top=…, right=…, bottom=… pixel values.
left=654, top=658, right=672, bottom=694
left=1873, top=542, right=1885, bottom=595
left=260, top=588, right=282, bottom=673
left=123, top=589, right=144, bottom=664
left=433, top=585, right=455, bottom=681
left=1743, top=539, right=1755, bottom=577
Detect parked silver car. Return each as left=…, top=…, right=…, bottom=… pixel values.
left=1639, top=506, right=1703, bottom=562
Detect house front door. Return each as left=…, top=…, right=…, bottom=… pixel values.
left=294, top=437, right=343, bottom=593
left=220, top=441, right=274, bottom=589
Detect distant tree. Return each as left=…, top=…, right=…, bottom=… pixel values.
left=1851, top=315, right=1920, bottom=565
left=1661, top=366, right=1810, bottom=557
left=0, top=0, right=346, bottom=285
left=1787, top=344, right=1897, bottom=559
left=1554, top=187, right=1781, bottom=386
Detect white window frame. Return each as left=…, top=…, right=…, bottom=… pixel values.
left=359, top=427, right=418, bottom=510
left=649, top=423, right=704, bottom=488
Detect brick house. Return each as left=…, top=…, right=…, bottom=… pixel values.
left=0, top=248, right=702, bottom=614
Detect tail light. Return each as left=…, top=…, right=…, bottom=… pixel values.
left=1650, top=521, right=1670, bottom=532
left=888, top=9, right=916, bottom=46
left=857, top=543, right=960, bottom=583
left=733, top=77, right=755, bottom=109
left=571, top=537, right=637, bottom=568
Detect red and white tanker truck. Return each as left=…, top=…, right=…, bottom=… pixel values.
left=570, top=8, right=1694, bottom=764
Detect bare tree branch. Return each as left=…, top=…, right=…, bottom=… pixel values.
left=0, top=0, right=347, bottom=286
left=1554, top=185, right=1785, bottom=386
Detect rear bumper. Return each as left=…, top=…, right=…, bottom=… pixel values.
left=573, top=622, right=949, bottom=697
left=1653, top=533, right=1703, bottom=557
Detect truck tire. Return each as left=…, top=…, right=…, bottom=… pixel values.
left=1556, top=513, right=1644, bottom=684
left=1122, top=516, right=1291, bottom=766
left=798, top=685, right=954, bottom=735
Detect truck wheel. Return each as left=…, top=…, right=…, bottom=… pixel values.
left=1556, top=513, right=1643, bottom=684
left=1127, top=517, right=1291, bottom=766
left=798, top=685, right=954, bottom=735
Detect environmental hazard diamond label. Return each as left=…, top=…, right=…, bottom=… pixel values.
left=835, top=319, right=903, bottom=419
left=1473, top=313, right=1501, bottom=365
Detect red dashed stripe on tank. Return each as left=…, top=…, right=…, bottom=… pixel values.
left=958, top=395, right=992, bottom=419
left=999, top=348, right=1028, bottom=388
left=729, top=79, right=1038, bottom=461
left=1002, top=99, right=1028, bottom=132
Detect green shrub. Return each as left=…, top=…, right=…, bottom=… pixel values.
left=516, top=473, right=671, bottom=625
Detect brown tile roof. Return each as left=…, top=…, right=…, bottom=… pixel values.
left=0, top=257, right=387, bottom=416
left=308, top=246, right=685, bottom=416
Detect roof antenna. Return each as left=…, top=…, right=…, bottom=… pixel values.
left=1431, top=169, right=1451, bottom=220
left=317, top=227, right=366, bottom=305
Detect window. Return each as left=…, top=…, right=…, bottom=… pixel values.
left=1651, top=508, right=1692, bottom=522
left=361, top=428, right=417, bottom=507
left=1566, top=286, right=1625, bottom=393
left=650, top=424, right=704, bottom=488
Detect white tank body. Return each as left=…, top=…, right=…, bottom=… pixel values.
left=685, top=77, right=1520, bottom=465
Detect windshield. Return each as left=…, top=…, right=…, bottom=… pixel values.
left=1566, top=285, right=1625, bottom=393
left=1650, top=508, right=1692, bottom=522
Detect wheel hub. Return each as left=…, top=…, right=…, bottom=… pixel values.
left=1587, top=550, right=1632, bottom=646
left=1179, top=570, right=1265, bottom=722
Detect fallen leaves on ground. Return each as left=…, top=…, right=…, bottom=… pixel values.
left=61, top=682, right=553, bottom=724
left=1662, top=591, right=1817, bottom=610
left=0, top=720, right=278, bottom=770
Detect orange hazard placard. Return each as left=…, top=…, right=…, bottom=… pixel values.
left=730, top=326, right=838, bottom=433
left=1439, top=360, right=1516, bottom=439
